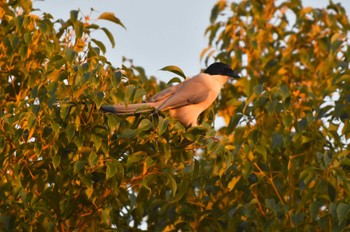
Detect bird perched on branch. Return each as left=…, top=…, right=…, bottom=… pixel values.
left=101, top=62, right=240, bottom=127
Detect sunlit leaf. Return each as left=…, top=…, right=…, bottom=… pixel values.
left=160, top=65, right=187, bottom=80
left=98, top=12, right=126, bottom=29
left=101, top=27, right=115, bottom=48
left=85, top=188, right=94, bottom=199
left=106, top=160, right=118, bottom=179
left=137, top=118, right=152, bottom=132
left=158, top=116, right=170, bottom=136
left=227, top=176, right=241, bottom=191
left=91, top=38, right=106, bottom=54
left=167, top=77, right=182, bottom=84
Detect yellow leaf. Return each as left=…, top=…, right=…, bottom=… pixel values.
left=218, top=105, right=235, bottom=124
left=225, top=145, right=235, bottom=151
left=228, top=176, right=241, bottom=191
left=206, top=202, right=213, bottom=210
left=308, top=180, right=316, bottom=188
left=73, top=85, right=87, bottom=99
left=47, top=69, right=61, bottom=82
left=74, top=38, right=86, bottom=52
left=85, top=188, right=93, bottom=199
left=278, top=67, right=288, bottom=75
left=27, top=127, right=35, bottom=142
left=300, top=7, right=313, bottom=15
left=163, top=224, right=176, bottom=232
left=248, top=151, right=255, bottom=161
left=219, top=162, right=227, bottom=177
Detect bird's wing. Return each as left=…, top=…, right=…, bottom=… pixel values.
left=147, top=83, right=183, bottom=103
left=156, top=74, right=211, bottom=111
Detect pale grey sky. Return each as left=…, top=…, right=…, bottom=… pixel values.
left=34, top=0, right=350, bottom=81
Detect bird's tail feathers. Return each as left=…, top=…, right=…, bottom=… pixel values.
left=101, top=103, right=156, bottom=114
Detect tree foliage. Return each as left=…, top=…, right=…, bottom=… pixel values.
left=203, top=0, right=350, bottom=230
left=0, top=0, right=350, bottom=231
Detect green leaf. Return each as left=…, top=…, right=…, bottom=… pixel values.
left=127, top=151, right=146, bottom=167
left=331, top=33, right=343, bottom=51
left=107, top=114, right=119, bottom=132
left=70, top=10, right=79, bottom=23
left=134, top=89, right=146, bottom=101
left=91, top=133, right=102, bottom=151
left=265, top=198, right=279, bottom=213
left=253, top=84, right=264, bottom=95
left=52, top=154, right=61, bottom=169
left=64, top=47, right=76, bottom=63
left=74, top=160, right=86, bottom=174
left=272, top=132, right=283, bottom=150
left=210, top=4, right=220, bottom=23
left=328, top=183, right=336, bottom=201
left=101, top=208, right=111, bottom=225
left=210, top=1, right=226, bottom=23
left=167, top=77, right=182, bottom=84
left=160, top=65, right=187, bottom=80
left=66, top=123, right=75, bottom=142
left=255, top=145, right=267, bottom=161
left=98, top=12, right=126, bottom=29
left=73, top=135, right=83, bottom=150
left=94, top=91, right=105, bottom=108
left=88, top=152, right=98, bottom=167
left=125, top=85, right=136, bottom=104
left=280, top=85, right=290, bottom=100
left=27, top=114, right=36, bottom=131
left=282, top=114, right=293, bottom=127
left=52, top=121, right=60, bottom=135
left=142, top=174, right=155, bottom=192
left=227, top=114, right=243, bottom=134
left=106, top=160, right=118, bottom=179
left=207, top=139, right=219, bottom=154
left=91, top=38, right=106, bottom=54
left=75, top=22, right=84, bottom=39
left=171, top=180, right=189, bottom=203
left=335, top=74, right=350, bottom=85
left=137, top=119, right=152, bottom=132
left=337, top=202, right=350, bottom=225
left=120, top=128, right=136, bottom=139
left=101, top=27, right=115, bottom=48
left=158, top=116, right=170, bottom=136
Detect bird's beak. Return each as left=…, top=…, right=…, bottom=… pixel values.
left=229, top=70, right=241, bottom=79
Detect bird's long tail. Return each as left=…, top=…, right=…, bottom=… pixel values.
left=101, top=103, right=156, bottom=115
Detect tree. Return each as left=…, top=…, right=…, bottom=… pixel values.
left=0, top=0, right=349, bottom=231
left=202, top=0, right=350, bottom=230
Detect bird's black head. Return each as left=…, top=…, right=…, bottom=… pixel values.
left=204, top=62, right=240, bottom=79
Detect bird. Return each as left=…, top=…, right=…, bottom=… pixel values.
left=101, top=62, right=240, bottom=127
